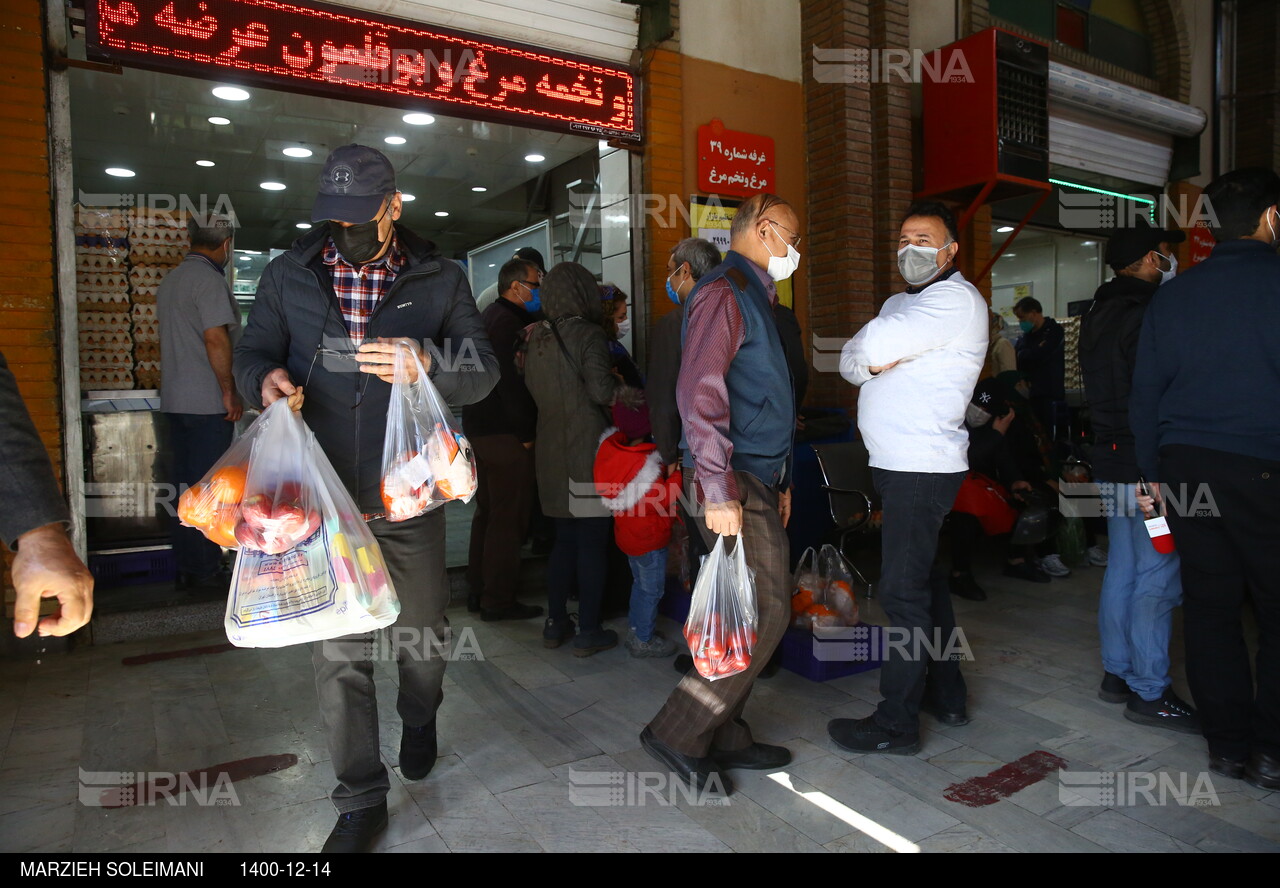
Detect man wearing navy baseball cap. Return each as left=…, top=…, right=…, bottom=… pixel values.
left=235, top=144, right=499, bottom=852
left=1079, top=217, right=1195, bottom=736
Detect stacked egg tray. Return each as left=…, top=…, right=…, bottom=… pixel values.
left=1061, top=315, right=1082, bottom=393
left=75, top=207, right=133, bottom=390
left=74, top=207, right=188, bottom=391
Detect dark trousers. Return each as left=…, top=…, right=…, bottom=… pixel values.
left=648, top=471, right=790, bottom=757
left=467, top=434, right=535, bottom=610
left=312, top=509, right=450, bottom=812
left=873, top=468, right=968, bottom=734
left=1160, top=444, right=1280, bottom=760
left=167, top=412, right=234, bottom=578
left=548, top=517, right=613, bottom=633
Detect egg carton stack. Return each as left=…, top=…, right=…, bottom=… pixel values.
left=129, top=212, right=188, bottom=390
left=75, top=207, right=134, bottom=390
left=1061, top=315, right=1083, bottom=392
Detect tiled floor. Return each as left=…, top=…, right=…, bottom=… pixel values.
left=1, top=552, right=1276, bottom=854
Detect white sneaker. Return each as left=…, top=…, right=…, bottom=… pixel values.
left=1087, top=546, right=1108, bottom=567
left=1037, top=554, right=1071, bottom=577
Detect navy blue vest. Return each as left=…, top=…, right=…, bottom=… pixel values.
left=680, top=250, right=795, bottom=488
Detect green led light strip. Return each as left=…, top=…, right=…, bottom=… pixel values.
left=1049, top=178, right=1156, bottom=221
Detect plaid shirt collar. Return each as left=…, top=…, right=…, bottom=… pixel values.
left=322, top=234, right=406, bottom=345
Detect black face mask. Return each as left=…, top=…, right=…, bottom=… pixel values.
left=332, top=205, right=390, bottom=265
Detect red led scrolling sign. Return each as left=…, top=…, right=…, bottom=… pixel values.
left=86, top=0, right=640, bottom=142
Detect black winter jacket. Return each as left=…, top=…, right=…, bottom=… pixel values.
left=234, top=224, right=499, bottom=514
left=1078, top=273, right=1158, bottom=482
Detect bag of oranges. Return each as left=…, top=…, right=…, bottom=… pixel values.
left=380, top=340, right=478, bottom=521
left=790, top=546, right=824, bottom=627
left=177, top=423, right=256, bottom=550
left=683, top=532, right=758, bottom=681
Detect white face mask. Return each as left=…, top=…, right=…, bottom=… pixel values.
left=761, top=222, right=800, bottom=281
left=965, top=403, right=993, bottom=428
left=615, top=318, right=632, bottom=339
left=898, top=242, right=953, bottom=286
left=1156, top=251, right=1177, bottom=286
left=1268, top=207, right=1279, bottom=248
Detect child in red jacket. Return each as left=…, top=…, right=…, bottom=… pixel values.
left=594, top=400, right=682, bottom=658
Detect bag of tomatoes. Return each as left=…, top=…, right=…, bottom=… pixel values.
left=683, top=531, right=759, bottom=681
left=790, top=546, right=825, bottom=626
left=380, top=340, right=478, bottom=521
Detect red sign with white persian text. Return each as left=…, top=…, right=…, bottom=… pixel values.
left=86, top=0, right=640, bottom=142
left=697, top=119, right=776, bottom=197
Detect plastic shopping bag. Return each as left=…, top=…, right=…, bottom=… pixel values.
left=380, top=341, right=478, bottom=521
left=819, top=544, right=860, bottom=626
left=683, top=532, right=758, bottom=681
left=224, top=408, right=401, bottom=648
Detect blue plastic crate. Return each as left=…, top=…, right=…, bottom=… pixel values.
left=779, top=622, right=883, bottom=682
left=88, top=548, right=176, bottom=589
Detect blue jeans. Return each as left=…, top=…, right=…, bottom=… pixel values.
left=627, top=548, right=667, bottom=641
left=1098, top=482, right=1182, bottom=701
left=167, top=412, right=234, bottom=579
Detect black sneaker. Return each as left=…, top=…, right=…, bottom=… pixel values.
left=321, top=801, right=388, bottom=853
left=1098, top=671, right=1130, bottom=704
left=572, top=627, right=618, bottom=658
left=1124, top=690, right=1201, bottom=734
left=399, top=721, right=438, bottom=781
left=542, top=615, right=576, bottom=649
left=1003, top=561, right=1050, bottom=584
left=827, top=715, right=921, bottom=755
left=949, top=572, right=987, bottom=601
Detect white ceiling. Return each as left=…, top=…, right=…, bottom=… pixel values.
left=69, top=63, right=599, bottom=256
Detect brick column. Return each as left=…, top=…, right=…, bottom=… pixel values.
left=801, top=0, right=914, bottom=409
left=642, top=47, right=684, bottom=327
left=1, top=0, right=62, bottom=602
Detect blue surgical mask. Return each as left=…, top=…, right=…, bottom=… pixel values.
left=666, top=269, right=684, bottom=305
left=524, top=287, right=541, bottom=313
left=1019, top=320, right=1034, bottom=333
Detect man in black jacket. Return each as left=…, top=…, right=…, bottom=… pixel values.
left=1079, top=220, right=1196, bottom=734
left=1131, top=167, right=1280, bottom=789
left=235, top=145, right=498, bottom=852
left=1014, top=295, right=1065, bottom=439
left=462, top=257, right=543, bottom=622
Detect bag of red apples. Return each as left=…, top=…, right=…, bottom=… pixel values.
left=380, top=340, right=477, bottom=521
left=683, top=532, right=758, bottom=681
left=178, top=398, right=401, bottom=647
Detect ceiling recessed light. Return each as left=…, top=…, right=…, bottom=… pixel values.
left=260, top=181, right=286, bottom=191
left=212, top=86, right=250, bottom=101
left=384, top=135, right=406, bottom=145
left=237, top=255, right=251, bottom=261
left=208, top=116, right=231, bottom=126
left=488, top=263, right=495, bottom=268
left=402, top=113, right=435, bottom=126
left=524, top=154, right=545, bottom=163
left=1002, top=252, right=1017, bottom=258
left=434, top=211, right=449, bottom=217
left=400, top=193, right=416, bottom=202
left=236, top=249, right=262, bottom=254
left=996, top=225, right=1015, bottom=233
left=471, top=186, right=487, bottom=193
left=104, top=167, right=135, bottom=178
left=1081, top=240, right=1096, bottom=246
left=296, top=222, right=312, bottom=229
left=195, top=159, right=215, bottom=167
left=282, top=147, right=313, bottom=158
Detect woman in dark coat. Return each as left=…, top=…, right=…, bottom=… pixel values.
left=525, top=262, right=622, bottom=655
